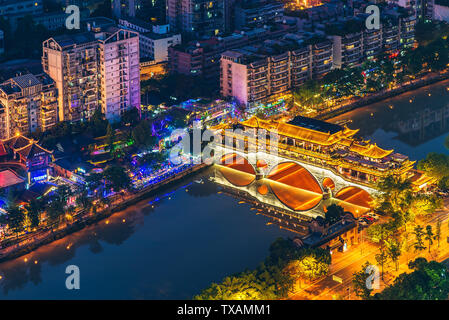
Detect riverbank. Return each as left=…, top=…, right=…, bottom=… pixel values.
left=0, top=163, right=209, bottom=263
left=316, top=72, right=449, bottom=121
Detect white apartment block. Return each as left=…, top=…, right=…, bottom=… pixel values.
left=331, top=14, right=416, bottom=69
left=42, top=27, right=141, bottom=123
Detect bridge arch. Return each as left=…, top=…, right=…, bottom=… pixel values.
left=334, top=186, right=373, bottom=217
left=265, top=162, right=323, bottom=212
left=217, top=153, right=256, bottom=187
left=322, top=177, right=336, bottom=191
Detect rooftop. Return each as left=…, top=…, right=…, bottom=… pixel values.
left=0, top=170, right=24, bottom=189
left=288, top=116, right=343, bottom=134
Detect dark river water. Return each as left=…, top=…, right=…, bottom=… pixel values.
left=1, top=80, right=449, bottom=299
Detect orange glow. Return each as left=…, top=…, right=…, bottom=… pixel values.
left=256, top=159, right=267, bottom=168
left=267, top=162, right=323, bottom=211
left=218, top=154, right=256, bottom=187
left=323, top=177, right=335, bottom=190
left=257, top=184, right=269, bottom=195
left=334, top=187, right=372, bottom=217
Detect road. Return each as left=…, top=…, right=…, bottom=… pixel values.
left=290, top=197, right=449, bottom=300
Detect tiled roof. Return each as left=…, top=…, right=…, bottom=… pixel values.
left=2, top=135, right=32, bottom=150
left=16, top=143, right=52, bottom=160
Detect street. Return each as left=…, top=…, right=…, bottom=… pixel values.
left=290, top=197, right=449, bottom=300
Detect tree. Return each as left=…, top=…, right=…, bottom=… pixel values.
left=324, top=204, right=344, bottom=225
left=385, top=238, right=401, bottom=271
left=366, top=223, right=394, bottom=243
left=103, top=166, right=131, bottom=192
left=195, top=239, right=331, bottom=300
left=413, top=225, right=426, bottom=254
left=6, top=205, right=25, bottom=236
left=375, top=250, right=388, bottom=280
left=372, top=258, right=449, bottom=300
left=86, top=172, right=104, bottom=192
left=25, top=199, right=44, bottom=229
left=88, top=108, right=109, bottom=137
left=409, top=194, right=443, bottom=219
left=352, top=262, right=374, bottom=299
left=374, top=175, right=413, bottom=228
left=105, top=124, right=115, bottom=152
left=438, top=175, right=449, bottom=191
left=417, top=152, right=449, bottom=181
left=132, top=120, right=156, bottom=149
left=289, top=251, right=331, bottom=282
left=436, top=219, right=442, bottom=248
left=121, top=107, right=140, bottom=126
left=425, top=225, right=434, bottom=253
left=47, top=197, right=65, bottom=227
left=76, top=188, right=93, bottom=214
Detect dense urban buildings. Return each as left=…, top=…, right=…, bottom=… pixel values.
left=220, top=4, right=417, bottom=106
left=0, top=73, right=58, bottom=139
left=166, top=0, right=226, bottom=37
left=0, top=0, right=44, bottom=30
left=42, top=26, right=141, bottom=122
left=233, top=0, right=285, bottom=29
left=220, top=36, right=333, bottom=106
left=0, top=0, right=448, bottom=303
left=168, top=21, right=297, bottom=81
left=119, top=18, right=182, bottom=62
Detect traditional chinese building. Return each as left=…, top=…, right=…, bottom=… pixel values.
left=213, top=116, right=434, bottom=191
left=0, top=135, right=53, bottom=184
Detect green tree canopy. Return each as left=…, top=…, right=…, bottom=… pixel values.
left=103, top=166, right=131, bottom=192
left=372, top=258, right=449, bottom=300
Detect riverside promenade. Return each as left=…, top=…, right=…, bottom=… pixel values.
left=0, top=162, right=208, bottom=263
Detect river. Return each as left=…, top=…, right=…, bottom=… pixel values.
left=1, top=80, right=449, bottom=299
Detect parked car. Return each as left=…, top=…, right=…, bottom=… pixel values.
left=358, top=218, right=368, bottom=227
left=366, top=212, right=380, bottom=220
left=362, top=215, right=375, bottom=223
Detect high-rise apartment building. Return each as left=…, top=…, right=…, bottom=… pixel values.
left=233, top=0, right=284, bottom=30
left=168, top=22, right=297, bottom=82
left=220, top=36, right=333, bottom=107
left=167, top=0, right=226, bottom=37
left=42, top=27, right=141, bottom=123
left=0, top=73, right=58, bottom=139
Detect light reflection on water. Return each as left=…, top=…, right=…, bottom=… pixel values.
left=329, top=79, right=449, bottom=160
left=2, top=81, right=449, bottom=299
left=0, top=170, right=291, bottom=299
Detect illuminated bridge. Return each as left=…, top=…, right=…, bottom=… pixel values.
left=211, top=116, right=434, bottom=218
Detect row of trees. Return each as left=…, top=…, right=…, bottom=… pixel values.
left=353, top=258, right=449, bottom=300
left=194, top=238, right=331, bottom=300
